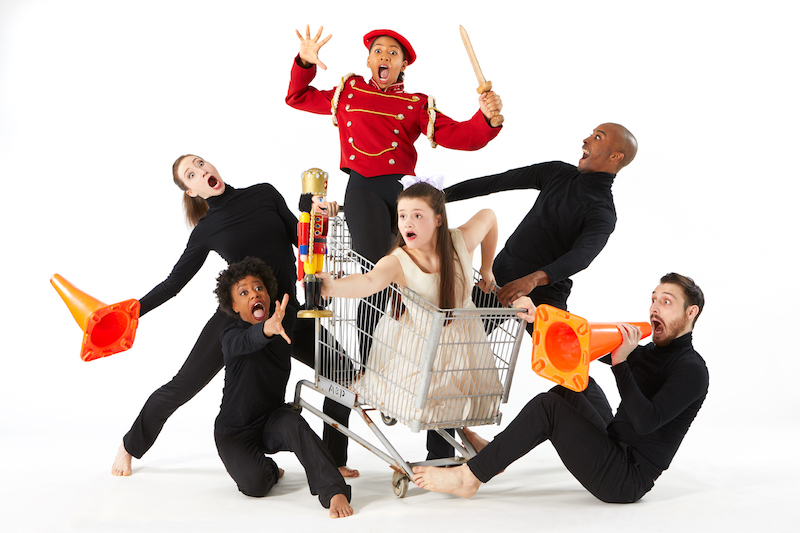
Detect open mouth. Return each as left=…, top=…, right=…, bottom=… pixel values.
left=208, top=176, right=219, bottom=188
left=405, top=231, right=417, bottom=241
left=651, top=317, right=664, bottom=335
left=378, top=65, right=390, bottom=82
left=581, top=148, right=589, bottom=160
left=251, top=301, right=266, bottom=321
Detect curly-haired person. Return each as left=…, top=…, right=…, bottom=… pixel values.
left=213, top=257, right=353, bottom=518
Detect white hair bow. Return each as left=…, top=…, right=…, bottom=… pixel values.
left=400, top=174, right=445, bottom=191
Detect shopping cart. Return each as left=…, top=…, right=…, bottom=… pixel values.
left=293, top=215, right=525, bottom=497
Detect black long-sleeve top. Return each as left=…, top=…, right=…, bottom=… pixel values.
left=214, top=311, right=298, bottom=435
left=608, top=332, right=709, bottom=477
left=138, top=184, right=300, bottom=316
left=444, top=161, right=616, bottom=307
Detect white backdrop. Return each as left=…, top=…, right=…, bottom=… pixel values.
left=1, top=0, right=798, bottom=531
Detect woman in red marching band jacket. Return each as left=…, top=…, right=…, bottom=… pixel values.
left=286, top=25, right=504, bottom=460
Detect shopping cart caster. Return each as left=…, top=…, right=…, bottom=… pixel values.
left=381, top=413, right=397, bottom=426
left=392, top=470, right=409, bottom=498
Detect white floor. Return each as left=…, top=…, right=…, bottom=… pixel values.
left=3, top=359, right=797, bottom=533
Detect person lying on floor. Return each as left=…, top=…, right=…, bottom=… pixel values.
left=413, top=273, right=708, bottom=504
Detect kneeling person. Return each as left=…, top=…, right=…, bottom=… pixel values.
left=213, top=257, right=353, bottom=518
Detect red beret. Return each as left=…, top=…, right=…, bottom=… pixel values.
left=363, top=29, right=416, bottom=65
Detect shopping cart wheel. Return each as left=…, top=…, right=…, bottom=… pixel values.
left=381, top=413, right=397, bottom=426
left=392, top=470, right=409, bottom=498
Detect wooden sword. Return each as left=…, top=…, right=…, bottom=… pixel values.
left=459, top=25, right=504, bottom=127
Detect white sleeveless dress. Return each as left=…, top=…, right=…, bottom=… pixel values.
left=353, top=229, right=502, bottom=426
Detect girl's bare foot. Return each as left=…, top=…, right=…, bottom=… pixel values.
left=412, top=464, right=481, bottom=498
left=111, top=441, right=132, bottom=476
left=338, top=465, right=360, bottom=478
left=329, top=493, right=353, bottom=518
left=462, top=427, right=490, bottom=453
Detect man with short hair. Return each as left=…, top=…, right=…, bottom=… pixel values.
left=445, top=123, right=638, bottom=312
left=413, top=273, right=708, bottom=504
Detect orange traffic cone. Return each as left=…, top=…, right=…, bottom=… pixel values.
left=531, top=304, right=652, bottom=392
left=50, top=274, right=140, bottom=361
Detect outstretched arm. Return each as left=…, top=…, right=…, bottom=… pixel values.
left=317, top=254, right=404, bottom=299
left=459, top=209, right=498, bottom=293
left=295, top=25, right=332, bottom=70
left=286, top=35, right=337, bottom=114
left=444, top=163, right=553, bottom=203
left=220, top=303, right=296, bottom=359
left=138, top=234, right=211, bottom=316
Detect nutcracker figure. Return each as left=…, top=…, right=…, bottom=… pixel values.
left=297, top=167, right=333, bottom=318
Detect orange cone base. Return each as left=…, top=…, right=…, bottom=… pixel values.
left=531, top=305, right=653, bottom=392
left=531, top=305, right=593, bottom=392
left=80, top=299, right=140, bottom=361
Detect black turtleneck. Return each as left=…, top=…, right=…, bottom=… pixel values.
left=139, top=183, right=299, bottom=316
left=607, top=332, right=708, bottom=477
left=444, top=161, right=616, bottom=307
left=215, top=312, right=298, bottom=435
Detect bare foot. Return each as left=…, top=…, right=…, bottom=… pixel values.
left=278, top=468, right=285, bottom=478
left=462, top=427, right=490, bottom=453
left=329, top=493, right=353, bottom=518
left=338, top=465, right=360, bottom=478
left=111, top=441, right=132, bottom=476
left=412, top=465, right=481, bottom=498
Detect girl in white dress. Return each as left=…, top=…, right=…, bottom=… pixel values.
left=317, top=177, right=502, bottom=433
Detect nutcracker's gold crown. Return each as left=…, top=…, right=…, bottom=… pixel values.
left=301, top=168, right=328, bottom=195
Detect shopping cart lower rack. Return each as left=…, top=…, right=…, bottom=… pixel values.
left=293, top=216, right=525, bottom=497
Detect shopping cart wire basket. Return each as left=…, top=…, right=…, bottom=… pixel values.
left=293, top=216, right=525, bottom=497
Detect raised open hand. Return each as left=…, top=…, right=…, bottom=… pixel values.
left=296, top=25, right=332, bottom=70
left=263, top=293, right=291, bottom=344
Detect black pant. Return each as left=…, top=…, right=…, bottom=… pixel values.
left=214, top=407, right=351, bottom=507
left=292, top=317, right=353, bottom=465
left=344, top=173, right=400, bottom=364
left=466, top=379, right=656, bottom=503
left=123, top=307, right=352, bottom=466
left=343, top=171, right=402, bottom=265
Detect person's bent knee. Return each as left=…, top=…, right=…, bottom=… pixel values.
left=238, top=478, right=275, bottom=498
left=590, top=483, right=647, bottom=504
left=276, top=409, right=309, bottom=439
left=235, top=462, right=280, bottom=497
left=595, top=493, right=643, bottom=504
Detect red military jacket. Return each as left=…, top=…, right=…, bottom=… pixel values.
left=286, top=56, right=501, bottom=177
